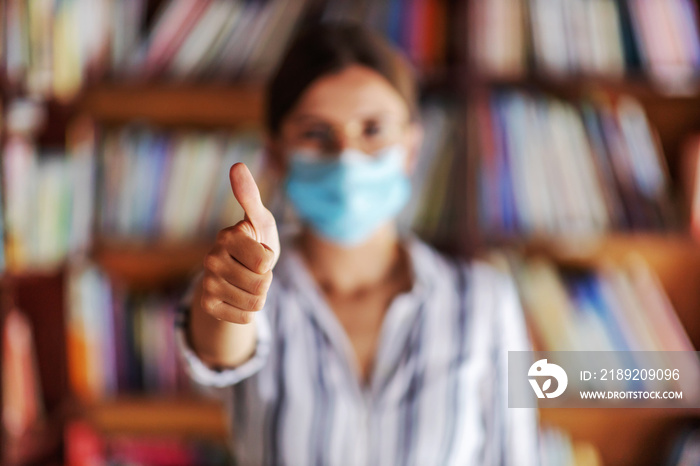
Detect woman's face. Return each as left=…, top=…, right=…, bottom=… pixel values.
left=268, top=64, right=422, bottom=173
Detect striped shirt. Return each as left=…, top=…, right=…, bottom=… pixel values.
left=175, top=232, right=539, bottom=465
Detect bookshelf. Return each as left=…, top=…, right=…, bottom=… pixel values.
left=462, top=0, right=700, bottom=464
left=71, top=107, right=700, bottom=466
left=3, top=0, right=700, bottom=465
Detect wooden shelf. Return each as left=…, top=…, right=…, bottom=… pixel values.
left=465, top=72, right=700, bottom=100
left=506, top=232, right=700, bottom=263
left=93, top=239, right=212, bottom=289
left=80, top=83, right=264, bottom=128
left=80, top=396, right=228, bottom=439
left=541, top=407, right=700, bottom=466
left=13, top=11, right=700, bottom=466
left=481, top=232, right=700, bottom=272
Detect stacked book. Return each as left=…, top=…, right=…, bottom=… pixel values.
left=2, top=0, right=450, bottom=100
left=2, top=106, right=95, bottom=272
left=501, top=253, right=694, bottom=353
left=1, top=116, right=267, bottom=270
left=98, top=126, right=263, bottom=242
left=470, top=0, right=700, bottom=89
left=3, top=0, right=310, bottom=99
left=66, top=263, right=194, bottom=400
left=488, top=250, right=698, bottom=395
left=471, top=91, right=675, bottom=239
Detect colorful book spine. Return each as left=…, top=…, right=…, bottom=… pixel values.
left=470, top=0, right=700, bottom=88
left=491, top=250, right=698, bottom=394
left=97, top=127, right=264, bottom=242
left=1, top=0, right=455, bottom=99
left=2, top=102, right=96, bottom=271
left=66, top=263, right=194, bottom=399
left=471, top=91, right=675, bottom=239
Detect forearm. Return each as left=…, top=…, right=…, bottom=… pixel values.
left=188, top=273, right=258, bottom=369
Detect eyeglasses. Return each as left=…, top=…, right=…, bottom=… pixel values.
left=287, top=116, right=409, bottom=157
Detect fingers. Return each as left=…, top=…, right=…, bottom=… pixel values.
left=209, top=253, right=273, bottom=295
left=216, top=222, right=276, bottom=274
left=202, top=270, right=267, bottom=312
left=200, top=229, right=274, bottom=325
left=200, top=265, right=270, bottom=325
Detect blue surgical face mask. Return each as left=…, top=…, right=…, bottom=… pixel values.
left=284, top=144, right=411, bottom=246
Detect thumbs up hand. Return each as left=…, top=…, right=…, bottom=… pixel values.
left=200, top=163, right=280, bottom=325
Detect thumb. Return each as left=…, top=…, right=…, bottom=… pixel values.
left=230, top=162, right=266, bottom=223
left=229, top=163, right=280, bottom=257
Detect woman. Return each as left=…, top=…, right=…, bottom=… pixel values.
left=176, top=22, right=538, bottom=465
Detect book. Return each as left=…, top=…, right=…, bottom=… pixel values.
left=469, top=0, right=527, bottom=78
left=627, top=0, right=700, bottom=90
left=681, top=135, right=700, bottom=240
left=2, top=308, right=44, bottom=439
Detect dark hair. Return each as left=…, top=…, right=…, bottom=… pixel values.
left=265, top=21, right=418, bottom=136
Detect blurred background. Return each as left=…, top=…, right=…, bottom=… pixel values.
left=2, top=0, right=700, bottom=465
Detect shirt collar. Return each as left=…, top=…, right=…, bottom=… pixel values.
left=275, top=229, right=433, bottom=301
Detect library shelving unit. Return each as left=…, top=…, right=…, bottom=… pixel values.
left=78, top=81, right=700, bottom=466
left=5, top=2, right=700, bottom=466
left=457, top=1, right=700, bottom=464
left=0, top=83, right=267, bottom=465
left=79, top=83, right=266, bottom=449
left=512, top=233, right=700, bottom=465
